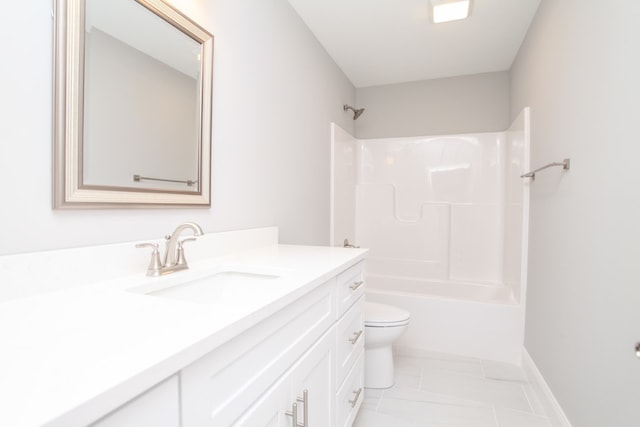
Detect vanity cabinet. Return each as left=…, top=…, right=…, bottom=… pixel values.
left=0, top=230, right=369, bottom=427
left=83, top=260, right=366, bottom=427
left=180, top=277, right=337, bottom=426
left=181, top=260, right=366, bottom=427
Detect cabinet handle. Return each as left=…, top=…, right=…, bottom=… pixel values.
left=348, top=330, right=363, bottom=344
left=285, top=402, right=303, bottom=427
left=349, top=280, right=364, bottom=291
left=349, top=388, right=363, bottom=407
left=296, top=389, right=308, bottom=427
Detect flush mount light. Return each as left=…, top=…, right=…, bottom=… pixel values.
left=431, top=0, right=471, bottom=23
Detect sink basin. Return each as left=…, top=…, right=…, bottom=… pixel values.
left=129, top=269, right=281, bottom=304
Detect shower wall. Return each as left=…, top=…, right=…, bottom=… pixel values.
left=503, top=109, right=530, bottom=303
left=355, top=133, right=505, bottom=286
left=330, top=124, right=358, bottom=247
left=331, top=107, right=530, bottom=300
left=331, top=110, right=530, bottom=361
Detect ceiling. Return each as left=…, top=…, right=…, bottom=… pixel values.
left=286, top=0, right=541, bottom=88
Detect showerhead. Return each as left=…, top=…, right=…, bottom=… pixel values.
left=344, top=104, right=365, bottom=120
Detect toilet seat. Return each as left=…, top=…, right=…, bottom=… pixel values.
left=365, top=302, right=410, bottom=328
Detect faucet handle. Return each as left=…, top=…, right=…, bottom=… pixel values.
left=343, top=238, right=360, bottom=248
left=176, top=238, right=197, bottom=267
left=135, top=243, right=163, bottom=277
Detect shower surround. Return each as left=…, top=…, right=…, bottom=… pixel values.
left=331, top=109, right=530, bottom=364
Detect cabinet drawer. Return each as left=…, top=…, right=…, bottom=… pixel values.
left=336, top=296, right=364, bottom=386
left=336, top=350, right=364, bottom=427
left=336, top=261, right=365, bottom=316
left=181, top=279, right=336, bottom=427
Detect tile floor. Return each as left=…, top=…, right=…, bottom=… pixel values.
left=353, top=351, right=554, bottom=427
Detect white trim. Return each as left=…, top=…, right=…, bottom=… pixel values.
left=521, top=348, right=573, bottom=427
left=329, top=123, right=337, bottom=247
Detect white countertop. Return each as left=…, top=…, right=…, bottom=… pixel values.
left=0, top=244, right=367, bottom=427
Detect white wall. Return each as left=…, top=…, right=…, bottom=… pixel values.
left=354, top=72, right=510, bottom=139
left=511, top=1, right=640, bottom=425
left=0, top=0, right=354, bottom=256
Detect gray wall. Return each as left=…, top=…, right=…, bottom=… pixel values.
left=0, top=0, right=355, bottom=255
left=511, top=1, right=640, bottom=425
left=355, top=72, right=510, bottom=138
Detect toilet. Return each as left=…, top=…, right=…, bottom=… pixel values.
left=364, top=302, right=410, bottom=389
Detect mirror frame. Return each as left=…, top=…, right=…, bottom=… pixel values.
left=53, top=0, right=213, bottom=208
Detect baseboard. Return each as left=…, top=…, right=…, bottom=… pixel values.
left=521, top=348, right=572, bottom=427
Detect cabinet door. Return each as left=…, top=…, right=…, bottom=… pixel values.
left=232, top=372, right=291, bottom=427
left=289, top=326, right=335, bottom=426
left=233, top=328, right=335, bottom=427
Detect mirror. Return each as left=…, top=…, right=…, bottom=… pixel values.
left=53, top=0, right=213, bottom=207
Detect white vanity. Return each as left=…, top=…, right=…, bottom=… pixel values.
left=0, top=227, right=367, bottom=427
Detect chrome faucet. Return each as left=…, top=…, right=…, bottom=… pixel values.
left=136, top=222, right=204, bottom=276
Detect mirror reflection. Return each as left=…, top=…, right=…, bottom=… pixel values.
left=83, top=0, right=201, bottom=192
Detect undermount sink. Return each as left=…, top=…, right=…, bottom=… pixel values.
left=129, top=268, right=282, bottom=304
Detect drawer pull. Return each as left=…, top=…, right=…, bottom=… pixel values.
left=285, top=402, right=304, bottom=427
left=348, top=330, right=363, bottom=344
left=349, top=388, right=363, bottom=407
left=350, top=280, right=364, bottom=291
left=296, top=390, right=308, bottom=427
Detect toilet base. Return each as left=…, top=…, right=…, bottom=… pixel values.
left=364, top=345, right=395, bottom=389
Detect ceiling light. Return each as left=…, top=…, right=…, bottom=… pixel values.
left=431, top=0, right=470, bottom=24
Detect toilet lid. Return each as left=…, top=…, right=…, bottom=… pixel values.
left=365, top=302, right=410, bottom=327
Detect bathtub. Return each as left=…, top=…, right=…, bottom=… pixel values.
left=331, top=109, right=530, bottom=365
left=366, top=274, right=524, bottom=364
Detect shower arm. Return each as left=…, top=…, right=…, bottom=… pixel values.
left=343, top=104, right=365, bottom=120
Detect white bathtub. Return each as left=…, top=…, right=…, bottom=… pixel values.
left=366, top=274, right=524, bottom=364
left=367, top=275, right=516, bottom=303
left=331, top=110, right=530, bottom=365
